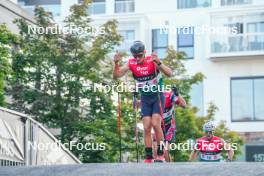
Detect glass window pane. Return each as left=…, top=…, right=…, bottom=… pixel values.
left=231, top=79, right=254, bottom=121
left=116, top=30, right=135, bottom=53
left=178, top=27, right=194, bottom=46
left=153, top=48, right=167, bottom=59
left=93, top=0, right=105, bottom=2
left=126, top=30, right=135, bottom=40
left=152, top=29, right=168, bottom=47
left=178, top=47, right=194, bottom=58
left=115, top=0, right=134, bottom=13
left=88, top=1, right=105, bottom=14
left=247, top=23, right=256, bottom=33
left=254, top=79, right=264, bottom=120
left=190, top=82, right=204, bottom=116
left=258, top=22, right=264, bottom=32
left=178, top=0, right=211, bottom=8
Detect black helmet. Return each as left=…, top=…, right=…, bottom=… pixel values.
left=130, top=41, right=145, bottom=55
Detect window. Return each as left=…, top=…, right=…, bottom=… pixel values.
left=177, top=27, right=194, bottom=59
left=247, top=22, right=264, bottom=51
left=18, top=0, right=61, bottom=6
left=177, top=0, right=211, bottom=9
left=115, top=0, right=135, bottom=13
left=152, top=29, right=168, bottom=59
left=88, top=0, right=106, bottom=14
left=116, top=30, right=135, bottom=52
left=231, top=77, right=264, bottom=121
left=247, top=22, right=264, bottom=33
left=221, top=0, right=252, bottom=6
left=190, top=82, right=204, bottom=116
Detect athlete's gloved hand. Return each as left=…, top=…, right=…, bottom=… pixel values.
left=172, top=86, right=179, bottom=96
left=151, top=51, right=161, bottom=66
left=114, top=52, right=122, bottom=64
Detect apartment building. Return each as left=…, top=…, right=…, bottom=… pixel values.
left=16, top=0, right=264, bottom=161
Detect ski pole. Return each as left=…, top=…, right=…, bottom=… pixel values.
left=133, top=90, right=139, bottom=163
left=118, top=92, right=122, bottom=163
left=152, top=51, right=165, bottom=132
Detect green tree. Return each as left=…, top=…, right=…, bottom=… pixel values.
left=0, top=24, right=16, bottom=106
left=9, top=0, right=124, bottom=162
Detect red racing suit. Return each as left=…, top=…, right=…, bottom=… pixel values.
left=195, top=136, right=224, bottom=162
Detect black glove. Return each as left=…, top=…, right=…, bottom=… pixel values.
left=172, top=86, right=179, bottom=96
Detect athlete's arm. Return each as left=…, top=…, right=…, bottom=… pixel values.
left=113, top=53, right=129, bottom=79
left=151, top=52, right=172, bottom=77
left=176, top=96, right=187, bottom=108
left=189, top=150, right=198, bottom=162
left=222, top=139, right=234, bottom=161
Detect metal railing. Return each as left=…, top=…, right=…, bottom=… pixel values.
left=0, top=159, right=25, bottom=167
left=0, top=107, right=81, bottom=167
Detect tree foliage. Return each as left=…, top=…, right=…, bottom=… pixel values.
left=8, top=1, right=123, bottom=162
left=0, top=24, right=16, bottom=106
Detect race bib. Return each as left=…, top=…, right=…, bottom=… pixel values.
left=200, top=153, right=221, bottom=161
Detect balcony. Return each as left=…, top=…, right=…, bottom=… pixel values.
left=211, top=33, right=264, bottom=60
left=115, top=0, right=135, bottom=13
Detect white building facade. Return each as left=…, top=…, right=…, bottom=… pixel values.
left=16, top=0, right=264, bottom=159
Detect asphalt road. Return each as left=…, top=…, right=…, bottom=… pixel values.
left=0, top=162, right=264, bottom=176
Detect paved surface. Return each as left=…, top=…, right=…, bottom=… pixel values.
left=0, top=162, right=264, bottom=176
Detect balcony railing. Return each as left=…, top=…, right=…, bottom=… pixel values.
left=211, top=33, right=264, bottom=56
left=88, top=2, right=106, bottom=15
left=115, top=0, right=135, bottom=13
left=221, top=0, right=252, bottom=6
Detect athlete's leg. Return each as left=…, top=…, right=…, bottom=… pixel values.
left=152, top=113, right=164, bottom=155
left=143, top=116, right=152, bottom=148
left=164, top=119, right=176, bottom=162
left=142, top=116, right=153, bottom=160
left=152, top=134, right=157, bottom=159
left=152, top=92, right=165, bottom=157
left=164, top=149, right=171, bottom=162
left=141, top=95, right=154, bottom=160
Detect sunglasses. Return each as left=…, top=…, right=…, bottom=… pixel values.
left=206, top=131, right=213, bottom=135
left=133, top=53, right=144, bottom=58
